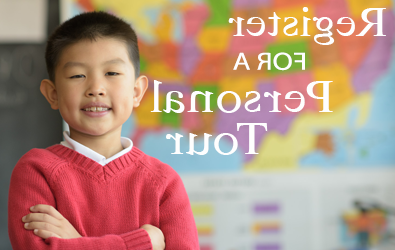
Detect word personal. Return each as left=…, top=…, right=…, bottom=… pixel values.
left=151, top=80, right=332, bottom=114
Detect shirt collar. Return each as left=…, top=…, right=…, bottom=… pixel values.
left=60, top=131, right=133, bottom=166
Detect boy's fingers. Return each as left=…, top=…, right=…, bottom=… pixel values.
left=33, top=228, right=61, bottom=240
left=30, top=204, right=64, bottom=220
left=22, top=213, right=61, bottom=227
left=25, top=221, right=62, bottom=237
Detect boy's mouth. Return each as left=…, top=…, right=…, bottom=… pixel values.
left=82, top=107, right=112, bottom=112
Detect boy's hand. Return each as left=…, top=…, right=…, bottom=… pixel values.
left=22, top=204, right=82, bottom=240
left=140, top=224, right=165, bottom=250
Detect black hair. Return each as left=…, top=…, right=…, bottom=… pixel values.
left=45, top=11, right=140, bottom=81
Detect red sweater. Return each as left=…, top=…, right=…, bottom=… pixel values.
left=8, top=144, right=199, bottom=250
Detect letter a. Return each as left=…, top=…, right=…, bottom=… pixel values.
left=234, top=53, right=250, bottom=70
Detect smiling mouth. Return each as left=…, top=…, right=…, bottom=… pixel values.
left=82, top=107, right=112, bottom=112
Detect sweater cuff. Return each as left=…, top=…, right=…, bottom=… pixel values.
left=120, top=228, right=152, bottom=250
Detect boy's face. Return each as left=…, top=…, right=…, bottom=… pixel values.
left=40, top=38, right=147, bottom=138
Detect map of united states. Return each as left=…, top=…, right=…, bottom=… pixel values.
left=67, top=0, right=395, bottom=172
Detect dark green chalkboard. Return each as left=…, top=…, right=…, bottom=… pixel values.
left=0, top=1, right=62, bottom=249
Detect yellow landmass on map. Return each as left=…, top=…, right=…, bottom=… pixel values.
left=91, top=0, right=172, bottom=39
left=134, top=90, right=164, bottom=127
left=155, top=12, right=174, bottom=42
left=197, top=27, right=232, bottom=53
left=244, top=92, right=372, bottom=171
left=146, top=62, right=184, bottom=81
left=346, top=0, right=392, bottom=18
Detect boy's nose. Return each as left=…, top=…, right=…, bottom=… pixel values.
left=87, top=89, right=105, bottom=96
left=85, top=80, right=106, bottom=97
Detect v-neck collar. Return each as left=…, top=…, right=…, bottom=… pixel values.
left=60, top=131, right=133, bottom=166
left=46, top=144, right=145, bottom=183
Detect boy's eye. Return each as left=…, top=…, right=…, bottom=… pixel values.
left=70, top=74, right=85, bottom=79
left=106, top=72, right=119, bottom=76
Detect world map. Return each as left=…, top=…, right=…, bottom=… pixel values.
left=65, top=0, right=395, bottom=173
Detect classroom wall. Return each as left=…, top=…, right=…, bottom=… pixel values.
left=0, top=1, right=62, bottom=249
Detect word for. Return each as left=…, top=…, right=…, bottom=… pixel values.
left=166, top=123, right=267, bottom=155
left=234, top=52, right=305, bottom=71
left=229, top=7, right=386, bottom=45
left=151, top=80, right=333, bottom=113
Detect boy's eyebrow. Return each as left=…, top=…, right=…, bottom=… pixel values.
left=63, top=61, right=86, bottom=69
left=62, top=58, right=125, bottom=69
left=103, top=58, right=126, bottom=65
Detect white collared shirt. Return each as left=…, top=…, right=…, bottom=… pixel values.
left=60, top=131, right=133, bottom=166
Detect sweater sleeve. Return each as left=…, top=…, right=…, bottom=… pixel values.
left=158, top=167, right=200, bottom=249
left=8, top=154, right=152, bottom=250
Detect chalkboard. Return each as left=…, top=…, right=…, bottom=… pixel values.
left=0, top=1, right=62, bottom=249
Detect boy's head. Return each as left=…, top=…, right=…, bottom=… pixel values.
left=45, top=11, right=140, bottom=82
left=40, top=11, right=148, bottom=141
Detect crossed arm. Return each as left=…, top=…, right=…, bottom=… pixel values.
left=21, top=204, right=165, bottom=249
left=8, top=158, right=199, bottom=250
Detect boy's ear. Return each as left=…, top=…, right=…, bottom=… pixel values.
left=133, top=75, right=149, bottom=108
left=40, top=79, right=59, bottom=110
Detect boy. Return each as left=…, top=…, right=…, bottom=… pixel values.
left=8, top=11, right=199, bottom=250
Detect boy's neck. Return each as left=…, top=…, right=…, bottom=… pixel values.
left=69, top=127, right=124, bottom=159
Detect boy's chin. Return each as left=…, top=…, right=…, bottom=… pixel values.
left=76, top=127, right=122, bottom=137
left=69, top=127, right=107, bottom=137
